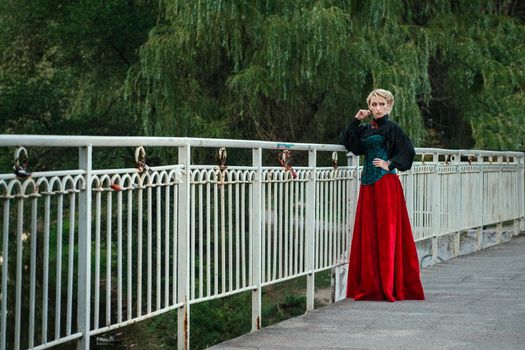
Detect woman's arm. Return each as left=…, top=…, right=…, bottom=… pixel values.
left=339, top=110, right=370, bottom=155
left=386, top=123, right=416, bottom=171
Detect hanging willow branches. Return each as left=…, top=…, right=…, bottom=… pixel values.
left=124, top=0, right=524, bottom=150
left=1, top=0, right=524, bottom=151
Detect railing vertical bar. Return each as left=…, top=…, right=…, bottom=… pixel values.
left=241, top=178, right=246, bottom=287
left=266, top=177, right=271, bottom=283
left=66, top=192, right=76, bottom=335
left=341, top=171, right=346, bottom=260
left=106, top=191, right=113, bottom=325
left=199, top=180, right=204, bottom=298
left=261, top=174, right=265, bottom=284
left=213, top=175, right=219, bottom=295
left=284, top=177, right=297, bottom=277
left=329, top=175, right=334, bottom=266
left=316, top=168, right=321, bottom=269
left=248, top=174, right=253, bottom=286
left=42, top=193, right=51, bottom=343
left=278, top=177, right=283, bottom=279
left=228, top=175, right=233, bottom=292
left=299, top=178, right=305, bottom=272
left=156, top=184, right=161, bottom=309
left=287, top=177, right=294, bottom=275
left=191, top=177, right=196, bottom=300
left=251, top=148, right=262, bottom=331
left=235, top=178, right=240, bottom=290
left=220, top=172, right=226, bottom=293
left=147, top=184, right=152, bottom=314
left=335, top=172, right=339, bottom=264
left=137, top=184, right=143, bottom=316
left=14, top=198, right=24, bottom=350
left=306, top=150, right=316, bottom=311
left=127, top=187, right=133, bottom=318
left=284, top=177, right=289, bottom=277
left=324, top=175, right=329, bottom=268
left=28, top=195, right=38, bottom=348
left=164, top=182, right=170, bottom=307
left=431, top=153, right=440, bottom=263
left=406, top=168, right=414, bottom=235
left=319, top=174, right=324, bottom=269
left=77, top=145, right=92, bottom=350
left=272, top=177, right=278, bottom=281
left=55, top=193, right=64, bottom=339
left=478, top=154, right=484, bottom=249
left=206, top=179, right=211, bottom=296
left=1, top=199, right=10, bottom=350
left=291, top=178, right=300, bottom=274
left=172, top=182, right=178, bottom=304
left=94, top=191, right=101, bottom=328
left=497, top=156, right=503, bottom=243
left=290, top=178, right=295, bottom=275
left=297, top=177, right=302, bottom=274
left=338, top=173, right=343, bottom=260
left=290, top=177, right=303, bottom=274
left=177, top=144, right=191, bottom=350
left=342, top=169, right=348, bottom=256
left=117, top=189, right=123, bottom=323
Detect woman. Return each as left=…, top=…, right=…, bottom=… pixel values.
left=340, top=89, right=425, bottom=301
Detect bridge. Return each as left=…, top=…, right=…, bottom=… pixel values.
left=0, top=135, right=523, bottom=350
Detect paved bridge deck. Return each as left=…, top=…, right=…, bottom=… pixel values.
left=211, top=235, right=525, bottom=350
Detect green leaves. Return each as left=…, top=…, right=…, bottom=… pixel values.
left=1, top=0, right=524, bottom=151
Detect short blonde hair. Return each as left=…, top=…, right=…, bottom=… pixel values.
left=366, top=89, right=394, bottom=110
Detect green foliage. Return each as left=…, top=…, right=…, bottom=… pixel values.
left=0, top=0, right=158, bottom=137
left=2, top=0, right=524, bottom=151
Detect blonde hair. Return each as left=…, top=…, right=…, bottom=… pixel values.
left=366, top=89, right=395, bottom=111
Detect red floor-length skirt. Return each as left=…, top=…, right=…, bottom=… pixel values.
left=347, top=174, right=425, bottom=301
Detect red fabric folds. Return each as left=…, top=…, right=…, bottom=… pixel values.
left=347, top=174, right=425, bottom=302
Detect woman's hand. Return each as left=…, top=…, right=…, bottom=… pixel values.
left=373, top=158, right=391, bottom=171
left=354, top=109, right=371, bottom=121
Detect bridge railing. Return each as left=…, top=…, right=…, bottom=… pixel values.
left=0, top=135, right=523, bottom=350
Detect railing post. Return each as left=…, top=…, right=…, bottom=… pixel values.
left=405, top=160, right=414, bottom=230
left=453, top=152, right=461, bottom=257
left=477, top=153, right=484, bottom=250
left=348, top=153, right=359, bottom=246
left=178, top=144, right=191, bottom=350
left=305, top=150, right=316, bottom=311
left=431, top=152, right=440, bottom=264
left=513, top=154, right=521, bottom=236
left=251, top=148, right=262, bottom=331
left=520, top=154, right=525, bottom=233
left=496, top=155, right=503, bottom=243
left=77, top=145, right=92, bottom=350
left=343, top=152, right=359, bottom=298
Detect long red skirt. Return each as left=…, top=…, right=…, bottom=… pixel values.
left=347, top=174, right=425, bottom=301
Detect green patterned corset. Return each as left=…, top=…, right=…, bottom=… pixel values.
left=361, top=135, right=396, bottom=185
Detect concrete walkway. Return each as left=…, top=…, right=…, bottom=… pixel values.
left=211, top=235, right=525, bottom=350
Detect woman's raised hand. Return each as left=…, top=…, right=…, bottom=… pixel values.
left=354, top=109, right=371, bottom=121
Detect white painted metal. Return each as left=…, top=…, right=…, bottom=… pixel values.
left=177, top=145, right=191, bottom=350
left=251, top=148, right=262, bottom=332
left=0, top=135, right=523, bottom=350
left=306, top=150, right=316, bottom=311
left=77, top=146, right=92, bottom=350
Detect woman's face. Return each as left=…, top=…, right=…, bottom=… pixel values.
left=368, top=96, right=389, bottom=118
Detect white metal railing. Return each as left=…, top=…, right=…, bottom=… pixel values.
left=0, top=135, right=523, bottom=350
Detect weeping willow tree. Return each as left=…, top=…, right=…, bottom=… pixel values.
left=1, top=0, right=523, bottom=151
left=428, top=14, right=525, bottom=149
left=126, top=0, right=524, bottom=150
left=126, top=0, right=430, bottom=145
